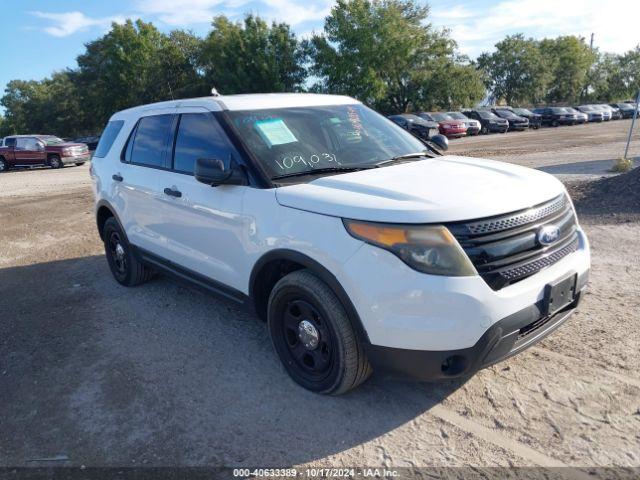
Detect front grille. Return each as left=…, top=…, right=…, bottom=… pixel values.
left=446, top=194, right=579, bottom=290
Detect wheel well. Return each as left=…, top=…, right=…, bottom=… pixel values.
left=251, top=259, right=305, bottom=321
left=96, top=205, right=115, bottom=240
left=47, top=152, right=60, bottom=159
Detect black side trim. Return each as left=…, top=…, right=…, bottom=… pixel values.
left=132, top=246, right=249, bottom=305
left=249, top=249, right=371, bottom=344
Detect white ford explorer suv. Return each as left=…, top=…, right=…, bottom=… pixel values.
left=90, top=93, right=590, bottom=394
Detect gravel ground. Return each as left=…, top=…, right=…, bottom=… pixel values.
left=1, top=120, right=639, bottom=475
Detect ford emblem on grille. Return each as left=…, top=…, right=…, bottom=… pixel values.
left=537, top=225, right=560, bottom=245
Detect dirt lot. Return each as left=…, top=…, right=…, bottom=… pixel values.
left=1, top=120, right=639, bottom=475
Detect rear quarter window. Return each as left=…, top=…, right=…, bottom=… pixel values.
left=93, top=121, right=124, bottom=158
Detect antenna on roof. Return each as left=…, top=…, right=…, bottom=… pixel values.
left=211, top=87, right=221, bottom=97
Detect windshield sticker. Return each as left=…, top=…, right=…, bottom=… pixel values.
left=254, top=118, right=298, bottom=147
left=274, top=153, right=340, bottom=171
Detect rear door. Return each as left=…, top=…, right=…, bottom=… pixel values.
left=116, top=111, right=176, bottom=254
left=151, top=108, right=249, bottom=292
left=14, top=137, right=46, bottom=165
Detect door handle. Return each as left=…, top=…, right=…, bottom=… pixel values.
left=112, top=174, right=123, bottom=182
left=164, top=187, right=182, bottom=198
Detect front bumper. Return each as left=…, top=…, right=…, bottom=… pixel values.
left=61, top=153, right=90, bottom=164
left=367, top=275, right=587, bottom=381
left=488, top=123, right=509, bottom=132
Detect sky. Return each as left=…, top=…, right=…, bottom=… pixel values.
left=1, top=0, right=639, bottom=108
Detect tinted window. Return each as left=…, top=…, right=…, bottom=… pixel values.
left=129, top=114, right=174, bottom=167
left=5, top=137, right=16, bottom=147
left=173, top=113, right=234, bottom=174
left=94, top=121, right=124, bottom=158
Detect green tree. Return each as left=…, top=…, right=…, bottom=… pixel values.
left=308, top=0, right=484, bottom=113
left=539, top=36, right=595, bottom=104
left=477, top=34, right=547, bottom=105
left=75, top=19, right=205, bottom=132
left=199, top=15, right=307, bottom=94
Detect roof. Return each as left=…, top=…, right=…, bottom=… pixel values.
left=111, top=93, right=360, bottom=120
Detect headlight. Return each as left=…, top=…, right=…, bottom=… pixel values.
left=343, top=220, right=477, bottom=276
left=62, top=147, right=73, bottom=156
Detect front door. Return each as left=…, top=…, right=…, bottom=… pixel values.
left=14, top=137, right=46, bottom=165
left=152, top=110, right=249, bottom=292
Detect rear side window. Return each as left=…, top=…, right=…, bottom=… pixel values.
left=93, top=120, right=124, bottom=158
left=5, top=137, right=16, bottom=147
left=172, top=113, right=235, bottom=174
left=128, top=114, right=174, bottom=168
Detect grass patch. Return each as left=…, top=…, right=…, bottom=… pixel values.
left=611, top=157, right=634, bottom=173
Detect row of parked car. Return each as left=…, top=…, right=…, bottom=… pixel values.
left=389, top=102, right=639, bottom=140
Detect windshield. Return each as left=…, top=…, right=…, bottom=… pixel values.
left=446, top=112, right=467, bottom=120
left=513, top=108, right=532, bottom=115
left=430, top=113, right=453, bottom=121
left=478, top=111, right=500, bottom=120
left=551, top=107, right=568, bottom=113
left=495, top=109, right=517, bottom=118
left=227, top=104, right=428, bottom=179
left=578, top=105, right=592, bottom=111
left=40, top=136, right=65, bottom=145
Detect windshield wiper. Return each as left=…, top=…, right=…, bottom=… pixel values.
left=375, top=150, right=436, bottom=167
left=271, top=165, right=376, bottom=180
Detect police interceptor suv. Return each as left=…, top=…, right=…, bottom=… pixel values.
left=91, top=94, right=590, bottom=394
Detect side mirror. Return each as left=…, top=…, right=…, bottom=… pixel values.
left=195, top=157, right=247, bottom=187
left=429, top=134, right=449, bottom=151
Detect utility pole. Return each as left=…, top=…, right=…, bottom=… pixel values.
left=589, top=33, right=594, bottom=50
left=623, top=90, right=640, bottom=160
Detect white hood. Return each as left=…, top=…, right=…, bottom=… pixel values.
left=275, top=155, right=566, bottom=223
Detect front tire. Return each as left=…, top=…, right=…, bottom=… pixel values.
left=103, top=217, right=153, bottom=286
left=48, top=155, right=63, bottom=169
left=268, top=270, right=371, bottom=395
left=75, top=162, right=85, bottom=166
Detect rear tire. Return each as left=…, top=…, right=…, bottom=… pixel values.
left=268, top=269, right=371, bottom=395
left=481, top=125, right=489, bottom=135
left=103, top=217, right=154, bottom=287
left=48, top=155, right=63, bottom=169
left=0, top=157, right=7, bottom=172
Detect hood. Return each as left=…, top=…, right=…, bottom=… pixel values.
left=276, top=155, right=565, bottom=223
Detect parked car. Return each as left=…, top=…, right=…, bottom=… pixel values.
left=598, top=104, right=621, bottom=120
left=418, top=112, right=467, bottom=138
left=0, top=135, right=90, bottom=172
left=388, top=114, right=435, bottom=141
left=462, top=109, right=509, bottom=134
left=590, top=105, right=612, bottom=121
left=610, top=103, right=637, bottom=119
left=492, top=108, right=530, bottom=131
left=531, top=107, right=579, bottom=127
left=510, top=107, right=542, bottom=129
left=91, top=93, right=590, bottom=394
left=575, top=105, right=604, bottom=122
left=564, top=107, right=587, bottom=124
left=72, top=135, right=101, bottom=151
left=445, top=111, right=481, bottom=135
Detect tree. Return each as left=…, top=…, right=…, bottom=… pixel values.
left=75, top=19, right=205, bottom=132
left=477, top=34, right=547, bottom=105
left=307, top=0, right=484, bottom=113
left=539, top=36, right=595, bottom=104
left=199, top=15, right=307, bottom=94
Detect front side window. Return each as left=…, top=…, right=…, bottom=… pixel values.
left=173, top=113, right=235, bottom=174
left=128, top=114, right=174, bottom=168
left=94, top=120, right=124, bottom=158
left=227, top=104, right=426, bottom=178
left=16, top=137, right=41, bottom=150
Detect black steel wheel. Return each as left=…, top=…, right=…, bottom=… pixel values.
left=268, top=270, right=371, bottom=395
left=103, top=217, right=153, bottom=286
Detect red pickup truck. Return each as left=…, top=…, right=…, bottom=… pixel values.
left=0, top=135, right=90, bottom=171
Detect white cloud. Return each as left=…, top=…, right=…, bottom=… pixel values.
left=431, top=0, right=640, bottom=59
left=30, top=11, right=125, bottom=37
left=135, top=0, right=332, bottom=26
